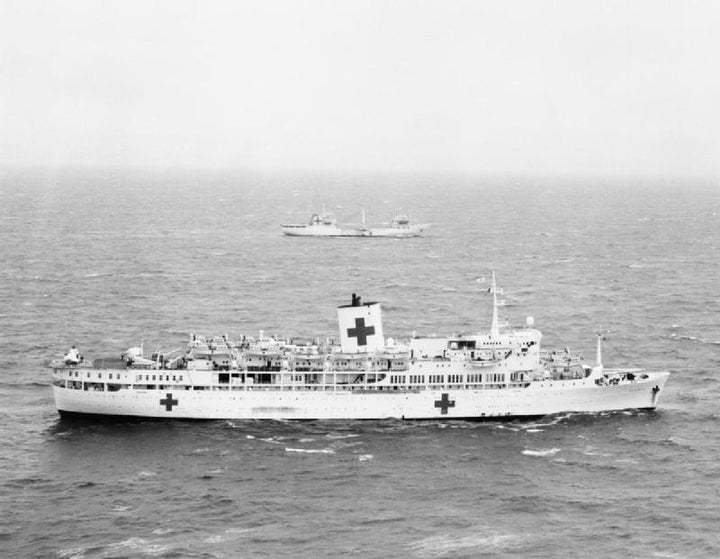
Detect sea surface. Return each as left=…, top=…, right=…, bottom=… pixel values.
left=1, top=169, right=719, bottom=558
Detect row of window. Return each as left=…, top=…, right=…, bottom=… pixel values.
left=63, top=371, right=512, bottom=388
left=135, top=374, right=185, bottom=383
left=68, top=371, right=126, bottom=380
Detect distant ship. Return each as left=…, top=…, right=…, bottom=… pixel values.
left=280, top=209, right=348, bottom=237
left=281, top=209, right=429, bottom=237
left=363, top=213, right=430, bottom=237
left=49, top=273, right=669, bottom=420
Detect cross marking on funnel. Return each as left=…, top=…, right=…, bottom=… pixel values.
left=160, top=393, right=178, bottom=411
left=347, top=317, right=375, bottom=346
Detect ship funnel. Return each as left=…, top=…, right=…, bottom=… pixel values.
left=337, top=295, right=384, bottom=353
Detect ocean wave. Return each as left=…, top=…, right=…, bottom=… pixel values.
left=285, top=447, right=335, bottom=454
left=677, top=335, right=701, bottom=342
left=105, top=537, right=170, bottom=556
left=521, top=414, right=572, bottom=430
left=325, top=433, right=360, bottom=439
left=409, top=532, right=527, bottom=557
left=58, top=546, right=86, bottom=559
left=2, top=381, right=48, bottom=389
left=670, top=334, right=720, bottom=346
left=522, top=448, right=561, bottom=457
left=582, top=446, right=613, bottom=457
left=661, top=437, right=696, bottom=451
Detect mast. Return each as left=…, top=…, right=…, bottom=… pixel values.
left=489, top=271, right=500, bottom=337
left=596, top=333, right=603, bottom=368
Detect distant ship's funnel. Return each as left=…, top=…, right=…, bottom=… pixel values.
left=337, top=294, right=384, bottom=353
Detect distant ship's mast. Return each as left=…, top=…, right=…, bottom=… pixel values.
left=489, top=270, right=500, bottom=337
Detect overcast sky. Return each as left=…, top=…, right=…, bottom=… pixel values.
left=1, top=1, right=718, bottom=176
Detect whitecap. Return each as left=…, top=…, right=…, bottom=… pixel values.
left=678, top=335, right=700, bottom=342
left=410, top=532, right=525, bottom=557
left=522, top=448, right=561, bottom=457
left=107, top=537, right=170, bottom=556
left=202, top=527, right=256, bottom=544
left=225, top=527, right=256, bottom=535
left=358, top=454, right=374, bottom=461
left=58, top=546, right=86, bottom=559
left=582, top=447, right=612, bottom=457
left=204, top=534, right=225, bottom=543
left=523, top=413, right=571, bottom=429
left=138, top=471, right=157, bottom=477
left=326, top=433, right=359, bottom=439
left=285, top=447, right=335, bottom=454
left=525, top=428, right=543, bottom=433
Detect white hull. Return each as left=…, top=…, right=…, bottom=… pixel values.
left=281, top=226, right=364, bottom=237
left=281, top=226, right=429, bottom=237
left=53, top=371, right=669, bottom=420
left=362, top=224, right=430, bottom=238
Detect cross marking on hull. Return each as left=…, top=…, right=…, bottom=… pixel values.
left=347, top=317, right=375, bottom=346
left=160, top=393, right=178, bottom=411
left=434, top=393, right=455, bottom=414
